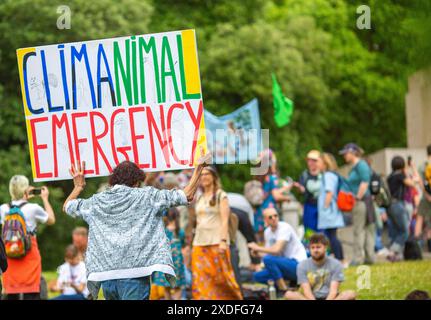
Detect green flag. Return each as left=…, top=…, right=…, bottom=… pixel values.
left=272, top=73, right=294, bottom=127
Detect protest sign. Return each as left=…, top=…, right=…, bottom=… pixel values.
left=204, top=99, right=262, bottom=164
left=16, top=29, right=207, bottom=181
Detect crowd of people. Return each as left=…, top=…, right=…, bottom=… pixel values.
left=1, top=143, right=431, bottom=300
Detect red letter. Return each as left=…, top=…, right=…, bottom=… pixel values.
left=128, top=106, right=150, bottom=169
left=167, top=103, right=188, bottom=165
left=110, top=108, right=132, bottom=165
left=71, top=112, right=94, bottom=174
left=185, top=100, right=203, bottom=165
left=29, top=117, right=53, bottom=179
left=146, top=105, right=171, bottom=168
left=52, top=113, right=75, bottom=178
left=89, top=111, right=112, bottom=175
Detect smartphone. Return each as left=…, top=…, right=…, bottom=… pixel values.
left=30, top=188, right=42, bottom=195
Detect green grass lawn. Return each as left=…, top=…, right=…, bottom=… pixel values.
left=340, top=260, right=431, bottom=300
left=43, top=260, right=431, bottom=300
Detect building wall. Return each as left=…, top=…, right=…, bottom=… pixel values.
left=405, top=68, right=431, bottom=148
left=367, top=148, right=427, bottom=177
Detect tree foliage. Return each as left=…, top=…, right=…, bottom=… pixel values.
left=0, top=0, right=429, bottom=269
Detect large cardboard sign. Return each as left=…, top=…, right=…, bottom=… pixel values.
left=16, top=29, right=207, bottom=181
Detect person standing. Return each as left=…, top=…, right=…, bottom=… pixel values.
left=316, top=153, right=345, bottom=262
left=191, top=166, right=242, bottom=300
left=294, top=150, right=322, bottom=233
left=253, top=149, right=291, bottom=243
left=63, top=152, right=209, bottom=300
left=415, top=144, right=431, bottom=252
left=152, top=208, right=186, bottom=300
left=1, top=175, right=56, bottom=300
left=339, top=143, right=375, bottom=265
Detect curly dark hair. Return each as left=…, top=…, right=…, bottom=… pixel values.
left=109, top=161, right=146, bottom=187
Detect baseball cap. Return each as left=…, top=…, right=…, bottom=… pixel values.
left=339, top=143, right=362, bottom=155
left=306, top=150, right=320, bottom=161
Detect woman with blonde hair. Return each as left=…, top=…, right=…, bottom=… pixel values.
left=317, top=153, right=345, bottom=261
left=190, top=166, right=242, bottom=300
left=0, top=175, right=56, bottom=300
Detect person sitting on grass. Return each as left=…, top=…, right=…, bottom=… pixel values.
left=50, top=245, right=88, bottom=300
left=284, top=233, right=356, bottom=300
left=248, top=207, right=307, bottom=294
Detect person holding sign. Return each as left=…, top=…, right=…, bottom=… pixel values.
left=63, top=149, right=211, bottom=300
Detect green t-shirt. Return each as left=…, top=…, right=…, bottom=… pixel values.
left=347, top=160, right=371, bottom=196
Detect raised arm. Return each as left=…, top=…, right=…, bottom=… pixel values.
left=41, top=186, right=56, bottom=225
left=183, top=150, right=211, bottom=202
left=248, top=240, right=286, bottom=256
left=63, top=161, right=86, bottom=213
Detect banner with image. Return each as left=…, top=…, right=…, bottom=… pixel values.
left=204, top=99, right=262, bottom=164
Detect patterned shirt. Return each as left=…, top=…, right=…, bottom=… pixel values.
left=65, top=184, right=188, bottom=298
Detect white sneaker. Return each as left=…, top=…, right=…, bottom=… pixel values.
left=377, top=248, right=390, bottom=257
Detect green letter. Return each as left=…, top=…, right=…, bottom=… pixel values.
left=177, top=35, right=201, bottom=100
left=161, top=36, right=180, bottom=103
left=139, top=36, right=161, bottom=104
left=114, top=40, right=132, bottom=106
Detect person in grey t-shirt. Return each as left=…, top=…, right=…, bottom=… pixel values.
left=284, top=233, right=356, bottom=300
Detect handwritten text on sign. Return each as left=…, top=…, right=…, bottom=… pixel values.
left=17, top=29, right=207, bottom=181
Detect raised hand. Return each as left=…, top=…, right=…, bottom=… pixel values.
left=196, top=146, right=212, bottom=167
left=24, top=186, right=35, bottom=200
left=40, top=186, right=49, bottom=201
left=69, top=161, right=86, bottom=190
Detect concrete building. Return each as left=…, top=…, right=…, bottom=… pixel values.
left=367, top=68, right=431, bottom=177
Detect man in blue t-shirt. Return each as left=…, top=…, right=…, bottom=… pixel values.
left=340, top=143, right=375, bottom=265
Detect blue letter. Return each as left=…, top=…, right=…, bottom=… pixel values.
left=71, top=44, right=97, bottom=109
left=58, top=44, right=70, bottom=110
left=41, top=50, right=63, bottom=113
left=96, top=44, right=116, bottom=107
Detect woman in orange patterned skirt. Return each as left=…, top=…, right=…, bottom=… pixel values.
left=191, top=166, right=242, bottom=300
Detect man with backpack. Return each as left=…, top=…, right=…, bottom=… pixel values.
left=415, top=144, right=431, bottom=252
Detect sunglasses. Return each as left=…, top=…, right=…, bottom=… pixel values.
left=268, top=214, right=278, bottom=220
